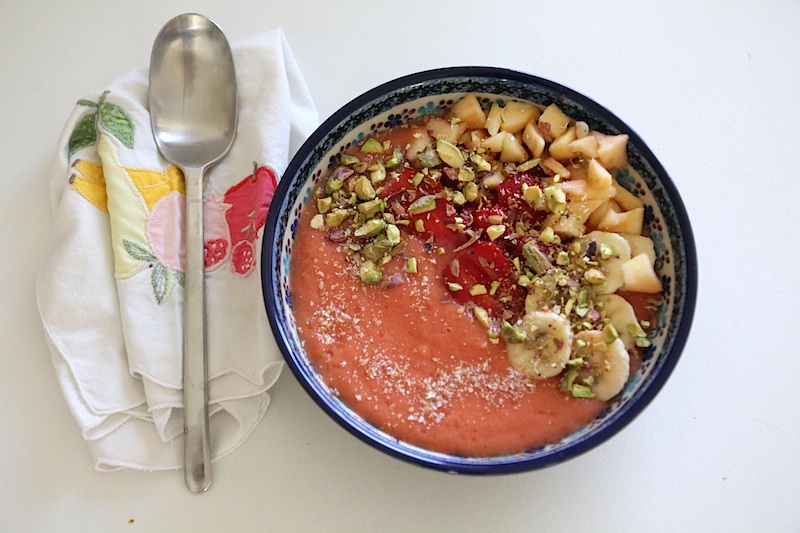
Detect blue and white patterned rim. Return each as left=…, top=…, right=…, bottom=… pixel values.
left=262, top=66, right=698, bottom=474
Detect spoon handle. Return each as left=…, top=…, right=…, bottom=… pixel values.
left=183, top=165, right=212, bottom=493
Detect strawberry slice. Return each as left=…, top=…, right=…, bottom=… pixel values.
left=408, top=197, right=465, bottom=249
left=378, top=167, right=415, bottom=199
left=495, top=171, right=547, bottom=228
left=442, top=241, right=525, bottom=319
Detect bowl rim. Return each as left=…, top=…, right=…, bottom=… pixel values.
left=263, top=66, right=698, bottom=474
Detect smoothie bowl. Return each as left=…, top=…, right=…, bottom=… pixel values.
left=263, top=67, right=696, bottom=474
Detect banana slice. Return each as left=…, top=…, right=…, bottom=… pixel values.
left=581, top=231, right=631, bottom=294
left=568, top=330, right=630, bottom=401
left=507, top=310, right=573, bottom=379
left=597, top=293, right=639, bottom=351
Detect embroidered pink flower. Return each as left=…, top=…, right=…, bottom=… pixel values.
left=145, top=191, right=185, bottom=271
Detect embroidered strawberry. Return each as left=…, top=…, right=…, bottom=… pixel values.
left=204, top=238, right=228, bottom=268
left=231, top=241, right=256, bottom=276
left=224, top=163, right=277, bottom=276
left=202, top=192, right=232, bottom=272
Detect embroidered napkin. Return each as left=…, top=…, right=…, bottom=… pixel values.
left=36, top=28, right=318, bottom=471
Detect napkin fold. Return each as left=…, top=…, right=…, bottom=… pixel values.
left=36, top=28, right=318, bottom=471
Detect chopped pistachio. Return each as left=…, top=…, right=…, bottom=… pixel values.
left=603, top=323, right=619, bottom=344
left=309, top=213, right=325, bottom=230
left=385, top=224, right=401, bottom=246
left=561, top=367, right=580, bottom=392
left=357, top=198, right=384, bottom=218
left=556, top=251, right=570, bottom=265
left=359, top=260, right=383, bottom=284
left=408, top=195, right=437, bottom=215
left=463, top=181, right=479, bottom=202
left=368, top=161, right=386, bottom=184
left=636, top=337, right=652, bottom=348
left=354, top=176, right=376, bottom=201
left=415, top=219, right=426, bottom=233
left=362, top=238, right=393, bottom=262
left=640, top=319, right=651, bottom=329
left=412, top=172, right=425, bottom=187
left=339, top=153, right=360, bottom=166
left=522, top=184, right=543, bottom=207
left=599, top=243, right=615, bottom=259
left=354, top=218, right=386, bottom=237
left=516, top=158, right=541, bottom=172
left=627, top=322, right=645, bottom=337
left=447, top=282, right=463, bottom=292
left=501, top=321, right=526, bottom=344
left=583, top=268, right=606, bottom=284
left=437, top=247, right=445, bottom=255
left=563, top=296, right=575, bottom=316
left=539, top=226, right=559, bottom=244
left=360, top=137, right=384, bottom=154
left=384, top=147, right=403, bottom=169
left=469, top=284, right=488, bottom=296
left=489, top=280, right=500, bottom=295
left=486, top=224, right=506, bottom=241
left=451, top=190, right=467, bottom=205
left=325, top=177, right=343, bottom=194
left=405, top=257, right=418, bottom=274
left=544, top=185, right=567, bottom=215
left=522, top=240, right=552, bottom=275
left=571, top=384, right=595, bottom=398
left=470, top=153, right=492, bottom=171
left=316, top=196, right=333, bottom=214
left=436, top=138, right=465, bottom=168
left=472, top=306, right=491, bottom=328
left=458, top=167, right=476, bottom=182
left=325, top=209, right=351, bottom=228
left=418, top=149, right=442, bottom=168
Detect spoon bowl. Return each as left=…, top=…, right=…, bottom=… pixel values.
left=149, top=13, right=237, bottom=493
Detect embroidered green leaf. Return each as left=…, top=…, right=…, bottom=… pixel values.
left=123, top=238, right=156, bottom=262
left=67, top=112, right=98, bottom=157
left=76, top=99, right=99, bottom=108
left=175, top=270, right=185, bottom=288
left=151, top=262, right=173, bottom=305
left=100, top=102, right=134, bottom=149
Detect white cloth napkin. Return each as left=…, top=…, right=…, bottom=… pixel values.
left=36, top=28, right=318, bottom=471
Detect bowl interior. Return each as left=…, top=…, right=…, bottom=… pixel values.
left=263, top=67, right=696, bottom=473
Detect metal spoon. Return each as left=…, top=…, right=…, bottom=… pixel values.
left=149, top=13, right=237, bottom=493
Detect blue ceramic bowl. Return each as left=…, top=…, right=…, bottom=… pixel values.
left=263, top=66, right=697, bottom=474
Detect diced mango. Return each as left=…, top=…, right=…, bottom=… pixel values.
left=612, top=181, right=644, bottom=210
left=500, top=101, right=541, bottom=134
left=485, top=103, right=504, bottom=136
left=522, top=121, right=546, bottom=158
left=587, top=158, right=613, bottom=189
left=450, top=94, right=487, bottom=129
left=594, top=132, right=630, bottom=169
left=500, top=134, right=528, bottom=163
left=548, top=127, right=577, bottom=161
left=538, top=103, right=571, bottom=141
left=426, top=116, right=467, bottom=144
left=622, top=253, right=663, bottom=293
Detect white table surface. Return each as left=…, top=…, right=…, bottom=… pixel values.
left=3, top=1, right=798, bottom=531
